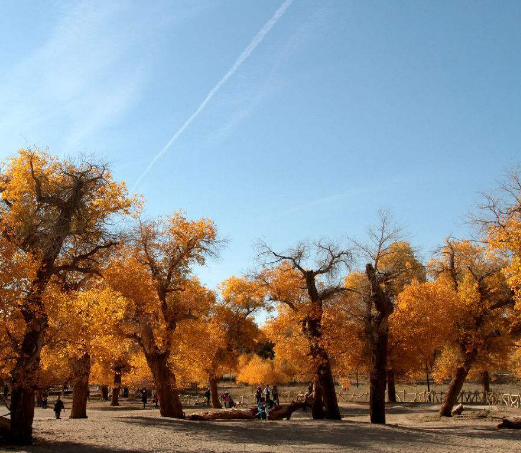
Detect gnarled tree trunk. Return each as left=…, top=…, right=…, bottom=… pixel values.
left=70, top=353, right=91, bottom=418
left=209, top=374, right=221, bottom=409
left=9, top=307, right=48, bottom=444
left=369, top=322, right=389, bottom=423
left=145, top=352, right=183, bottom=417
left=387, top=369, right=396, bottom=403
left=303, top=271, right=341, bottom=420
left=439, top=349, right=477, bottom=417
left=365, top=263, right=394, bottom=425
left=317, top=356, right=340, bottom=419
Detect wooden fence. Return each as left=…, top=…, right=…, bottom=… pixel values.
left=337, top=390, right=521, bottom=408
left=178, top=390, right=521, bottom=408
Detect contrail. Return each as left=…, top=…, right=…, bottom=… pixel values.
left=132, top=0, right=294, bottom=192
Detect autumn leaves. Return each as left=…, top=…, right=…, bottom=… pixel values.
left=1, top=148, right=520, bottom=444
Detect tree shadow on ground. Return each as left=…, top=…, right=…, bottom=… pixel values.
left=117, top=415, right=460, bottom=450
left=0, top=439, right=145, bottom=453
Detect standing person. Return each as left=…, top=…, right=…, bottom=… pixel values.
left=255, top=386, right=262, bottom=404
left=223, top=392, right=231, bottom=408
left=141, top=388, right=148, bottom=409
left=42, top=393, right=48, bottom=409
left=54, top=396, right=65, bottom=419
left=272, top=385, right=279, bottom=406
left=204, top=387, right=211, bottom=406
left=264, top=384, right=271, bottom=401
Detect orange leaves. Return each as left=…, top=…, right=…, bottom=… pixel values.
left=258, top=263, right=305, bottom=312
left=220, top=276, right=266, bottom=315
left=0, top=148, right=132, bottom=258
left=236, top=355, right=290, bottom=386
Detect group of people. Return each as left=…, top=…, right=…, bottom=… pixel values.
left=254, top=385, right=279, bottom=420
left=255, top=385, right=279, bottom=405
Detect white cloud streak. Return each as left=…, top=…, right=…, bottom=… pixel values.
left=132, top=0, right=294, bottom=192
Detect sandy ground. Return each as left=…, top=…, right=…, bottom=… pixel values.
left=1, top=399, right=521, bottom=453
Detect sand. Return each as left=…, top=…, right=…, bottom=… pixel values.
left=2, top=400, right=520, bottom=453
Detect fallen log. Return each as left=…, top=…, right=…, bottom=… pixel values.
left=269, top=401, right=309, bottom=420
left=497, top=417, right=521, bottom=429
left=451, top=403, right=464, bottom=416
left=186, top=401, right=311, bottom=421
left=187, top=409, right=254, bottom=421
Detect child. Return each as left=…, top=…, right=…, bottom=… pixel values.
left=257, top=397, right=266, bottom=420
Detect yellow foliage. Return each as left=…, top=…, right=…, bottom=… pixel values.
left=236, top=355, right=290, bottom=386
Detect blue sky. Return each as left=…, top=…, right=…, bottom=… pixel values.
left=1, top=0, right=520, bottom=289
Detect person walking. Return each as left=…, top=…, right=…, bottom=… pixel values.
left=54, top=396, right=65, bottom=419
left=141, top=388, right=148, bottom=409
left=42, top=392, right=48, bottom=409
left=204, top=387, right=211, bottom=406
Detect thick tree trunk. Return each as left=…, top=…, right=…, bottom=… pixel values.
left=317, top=357, right=341, bottom=419
left=387, top=369, right=396, bottom=403
left=111, top=371, right=122, bottom=406
left=9, top=312, right=48, bottom=444
left=145, top=352, right=184, bottom=418
left=369, top=328, right=388, bottom=424
left=365, top=263, right=394, bottom=425
left=8, top=385, right=35, bottom=445
left=439, top=348, right=477, bottom=417
left=482, top=370, right=490, bottom=393
left=439, top=366, right=469, bottom=416
left=311, top=376, right=325, bottom=419
left=209, top=375, right=221, bottom=409
left=100, top=385, right=109, bottom=401
left=300, top=272, right=341, bottom=420
left=70, top=353, right=91, bottom=419
left=35, top=390, right=42, bottom=407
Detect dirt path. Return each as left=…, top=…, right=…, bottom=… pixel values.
left=2, top=401, right=520, bottom=453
